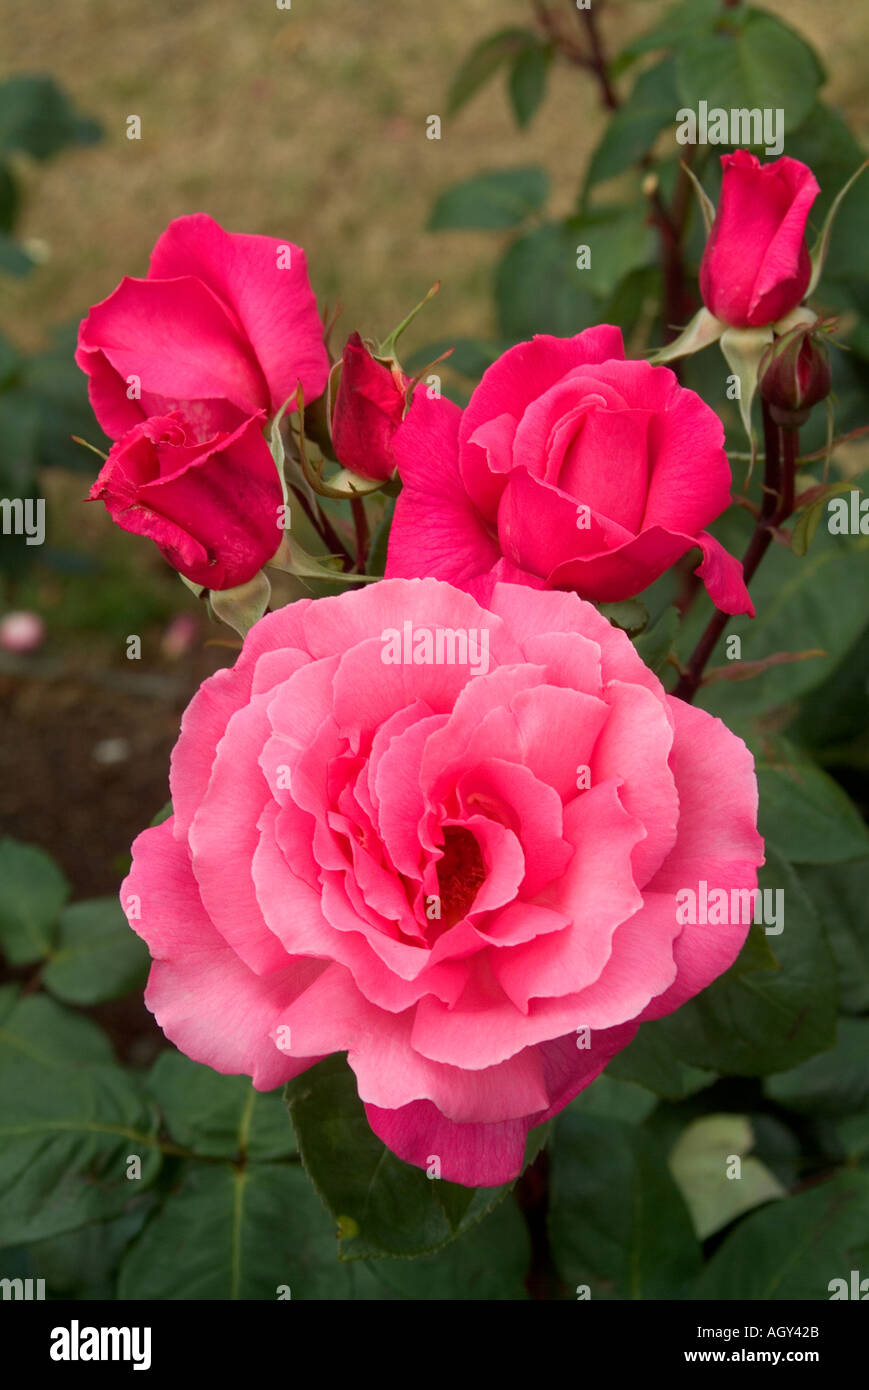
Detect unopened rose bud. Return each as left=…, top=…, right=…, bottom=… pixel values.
left=758, top=322, right=832, bottom=426
left=331, top=332, right=408, bottom=482
left=700, top=151, right=820, bottom=328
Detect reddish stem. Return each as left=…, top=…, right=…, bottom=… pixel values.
left=673, top=403, right=798, bottom=703
left=574, top=0, right=619, bottom=110
left=351, top=496, right=370, bottom=573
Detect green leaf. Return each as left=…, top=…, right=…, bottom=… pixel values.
left=0, top=989, right=161, bottom=1245
left=366, top=494, right=396, bottom=577
left=836, top=1113, right=869, bottom=1164
left=635, top=605, right=680, bottom=677
left=209, top=569, right=271, bottom=638
left=285, top=1055, right=520, bottom=1259
left=647, top=305, right=724, bottom=365
left=549, top=1112, right=701, bottom=1299
left=797, top=860, right=869, bottom=1014
left=650, top=851, right=837, bottom=1075
left=586, top=58, right=679, bottom=188
left=0, top=837, right=69, bottom=965
left=570, top=204, right=656, bottom=299
left=603, top=265, right=662, bottom=340
left=509, top=44, right=550, bottom=129
left=755, top=740, right=869, bottom=864
left=791, top=480, right=856, bottom=557
left=615, top=0, right=721, bottom=67
left=675, top=11, right=825, bottom=140
left=789, top=620, right=869, bottom=754
left=447, top=28, right=537, bottom=116
left=689, top=511, right=869, bottom=721
left=367, top=1199, right=531, bottom=1300
left=118, top=1161, right=374, bottom=1300
left=598, top=598, right=648, bottom=636
left=42, top=897, right=150, bottom=1005
left=429, top=166, right=548, bottom=232
left=692, top=1174, right=869, bottom=1300
left=0, top=412, right=40, bottom=572
left=0, top=75, right=101, bottom=160
left=668, top=1114, right=785, bottom=1240
left=569, top=1073, right=658, bottom=1125
left=494, top=220, right=597, bottom=341
left=719, top=323, right=773, bottom=444
left=807, top=159, right=869, bottom=299
left=606, top=1025, right=715, bottom=1100
left=0, top=161, right=18, bottom=233
left=148, top=1050, right=296, bottom=1160
left=23, top=1198, right=157, bottom=1298
left=0, top=329, right=21, bottom=386
left=786, top=103, right=869, bottom=289
left=764, top=1018, right=869, bottom=1117
left=18, top=322, right=111, bottom=472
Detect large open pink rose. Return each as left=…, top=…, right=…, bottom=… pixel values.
left=124, top=579, right=763, bottom=1186
left=76, top=213, right=329, bottom=442
left=385, top=327, right=754, bottom=617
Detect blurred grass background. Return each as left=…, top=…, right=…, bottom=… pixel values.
left=3, top=0, right=867, bottom=352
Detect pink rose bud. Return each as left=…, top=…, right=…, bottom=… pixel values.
left=758, top=322, right=833, bottom=426
left=331, top=332, right=408, bottom=481
left=0, top=610, right=45, bottom=653
left=700, top=151, right=820, bottom=329
left=88, top=412, right=283, bottom=591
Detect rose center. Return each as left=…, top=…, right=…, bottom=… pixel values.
left=434, top=826, right=486, bottom=931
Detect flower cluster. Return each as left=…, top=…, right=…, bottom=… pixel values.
left=77, top=149, right=847, bottom=1186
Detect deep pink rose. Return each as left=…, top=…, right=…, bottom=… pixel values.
left=88, top=412, right=282, bottom=590
left=385, top=327, right=754, bottom=616
left=700, top=151, right=820, bottom=329
left=331, top=332, right=407, bottom=481
left=76, top=213, right=330, bottom=442
left=123, top=578, right=763, bottom=1187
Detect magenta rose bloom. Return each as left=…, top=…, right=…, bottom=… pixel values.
left=123, top=578, right=763, bottom=1187
left=88, top=412, right=282, bottom=590
left=76, top=213, right=330, bottom=441
left=385, top=327, right=753, bottom=616
left=331, top=332, right=407, bottom=481
left=699, top=151, right=820, bottom=329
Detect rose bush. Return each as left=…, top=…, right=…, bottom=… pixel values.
left=124, top=577, right=763, bottom=1187
left=699, top=151, right=820, bottom=329
left=385, top=327, right=754, bottom=615
left=75, top=212, right=329, bottom=442
left=88, top=411, right=283, bottom=590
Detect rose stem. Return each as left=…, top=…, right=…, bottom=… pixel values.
left=531, top=2, right=620, bottom=111
left=673, top=401, right=799, bottom=704
left=573, top=0, right=620, bottom=111
left=350, top=495, right=370, bottom=573
left=289, top=484, right=354, bottom=571
left=515, top=1149, right=567, bottom=1299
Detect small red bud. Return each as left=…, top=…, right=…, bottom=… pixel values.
left=758, top=322, right=832, bottom=426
